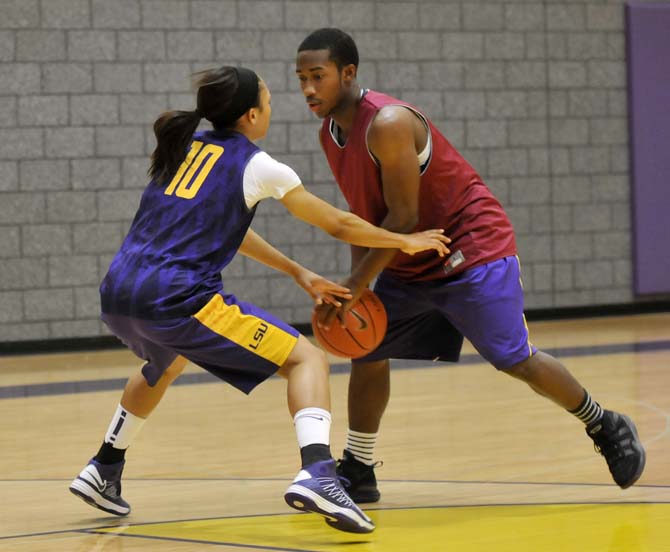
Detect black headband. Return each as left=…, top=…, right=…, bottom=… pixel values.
left=213, top=67, right=259, bottom=127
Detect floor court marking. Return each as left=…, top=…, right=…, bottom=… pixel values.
left=5, top=501, right=670, bottom=547
left=77, top=502, right=670, bottom=552
left=618, top=397, right=670, bottom=446
left=3, top=335, right=668, bottom=548
left=2, top=339, right=670, bottom=400
left=79, top=530, right=316, bottom=552
left=2, top=475, right=670, bottom=488
left=4, top=395, right=665, bottom=490
left=505, top=396, right=670, bottom=481
left=5, top=478, right=670, bottom=552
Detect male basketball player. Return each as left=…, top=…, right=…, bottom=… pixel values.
left=295, top=28, right=646, bottom=503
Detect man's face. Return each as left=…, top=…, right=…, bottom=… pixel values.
left=295, top=49, right=345, bottom=119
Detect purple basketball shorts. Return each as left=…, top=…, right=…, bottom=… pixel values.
left=101, top=292, right=299, bottom=394
left=359, top=256, right=537, bottom=370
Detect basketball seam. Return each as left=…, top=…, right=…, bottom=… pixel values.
left=313, top=325, right=354, bottom=357
left=357, top=299, right=378, bottom=344
left=359, top=291, right=387, bottom=342
left=311, top=290, right=387, bottom=359
left=344, top=323, right=368, bottom=351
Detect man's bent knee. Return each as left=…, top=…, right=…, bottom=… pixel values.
left=504, top=353, right=540, bottom=382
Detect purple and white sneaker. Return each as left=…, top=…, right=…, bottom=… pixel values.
left=284, top=459, right=375, bottom=533
left=69, top=458, right=130, bottom=516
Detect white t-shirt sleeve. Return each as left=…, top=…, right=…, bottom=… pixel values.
left=243, top=151, right=302, bottom=209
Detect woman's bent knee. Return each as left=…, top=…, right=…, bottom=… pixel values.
left=161, top=356, right=187, bottom=383
left=277, top=335, right=329, bottom=378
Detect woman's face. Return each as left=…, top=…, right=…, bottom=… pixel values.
left=251, top=79, right=272, bottom=140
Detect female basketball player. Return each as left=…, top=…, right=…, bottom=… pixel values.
left=69, top=65, right=451, bottom=535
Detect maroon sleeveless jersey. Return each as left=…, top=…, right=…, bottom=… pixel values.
left=320, top=90, right=517, bottom=281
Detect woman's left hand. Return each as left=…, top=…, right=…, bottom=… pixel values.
left=293, top=269, right=352, bottom=306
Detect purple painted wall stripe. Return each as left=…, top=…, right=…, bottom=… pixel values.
left=626, top=3, right=670, bottom=294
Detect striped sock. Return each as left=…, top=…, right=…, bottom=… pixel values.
left=346, top=429, right=378, bottom=466
left=569, top=390, right=604, bottom=425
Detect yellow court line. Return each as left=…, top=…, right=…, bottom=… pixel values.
left=95, top=503, right=670, bottom=552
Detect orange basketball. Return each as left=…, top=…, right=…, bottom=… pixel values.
left=312, top=289, right=388, bottom=359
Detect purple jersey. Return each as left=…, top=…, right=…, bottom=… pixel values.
left=101, top=130, right=260, bottom=319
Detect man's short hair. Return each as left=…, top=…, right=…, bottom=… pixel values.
left=298, top=28, right=359, bottom=69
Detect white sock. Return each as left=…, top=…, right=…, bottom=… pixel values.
left=293, top=407, right=331, bottom=448
left=346, top=429, right=378, bottom=466
left=104, top=404, right=146, bottom=449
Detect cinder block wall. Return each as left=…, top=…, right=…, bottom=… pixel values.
left=0, top=0, right=631, bottom=342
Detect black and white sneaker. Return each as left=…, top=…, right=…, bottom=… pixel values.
left=69, top=458, right=130, bottom=516
left=586, top=410, right=646, bottom=489
left=336, top=449, right=381, bottom=504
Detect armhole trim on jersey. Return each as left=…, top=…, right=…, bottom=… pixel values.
left=327, top=89, right=369, bottom=150
left=328, top=119, right=346, bottom=149
left=364, top=104, right=433, bottom=175
left=242, top=150, right=262, bottom=212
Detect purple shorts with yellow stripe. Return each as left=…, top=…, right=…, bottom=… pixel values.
left=361, top=256, right=537, bottom=370
left=101, top=293, right=299, bottom=394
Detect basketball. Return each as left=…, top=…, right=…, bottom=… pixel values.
left=311, top=289, right=388, bottom=359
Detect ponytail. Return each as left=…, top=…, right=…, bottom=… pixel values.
left=149, top=110, right=202, bottom=184
left=148, top=66, right=260, bottom=185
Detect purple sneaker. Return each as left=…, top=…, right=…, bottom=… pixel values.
left=284, top=459, right=375, bottom=534
left=69, top=458, right=130, bottom=516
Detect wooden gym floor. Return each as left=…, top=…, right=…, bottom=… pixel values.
left=1, top=313, right=669, bottom=551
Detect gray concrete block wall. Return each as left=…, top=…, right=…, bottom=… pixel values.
left=0, top=0, right=636, bottom=341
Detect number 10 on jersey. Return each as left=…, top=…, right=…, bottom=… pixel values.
left=164, top=140, right=224, bottom=199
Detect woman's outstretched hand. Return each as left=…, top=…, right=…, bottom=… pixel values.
left=293, top=268, right=353, bottom=306
left=400, top=229, right=451, bottom=256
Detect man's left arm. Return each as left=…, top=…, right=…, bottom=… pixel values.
left=348, top=106, right=424, bottom=288
left=317, top=107, right=427, bottom=328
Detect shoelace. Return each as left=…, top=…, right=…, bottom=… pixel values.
left=319, top=479, right=354, bottom=505
left=336, top=458, right=384, bottom=470
left=337, top=474, right=351, bottom=488
left=104, top=481, right=121, bottom=498
left=593, top=434, right=625, bottom=461
left=336, top=458, right=383, bottom=486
